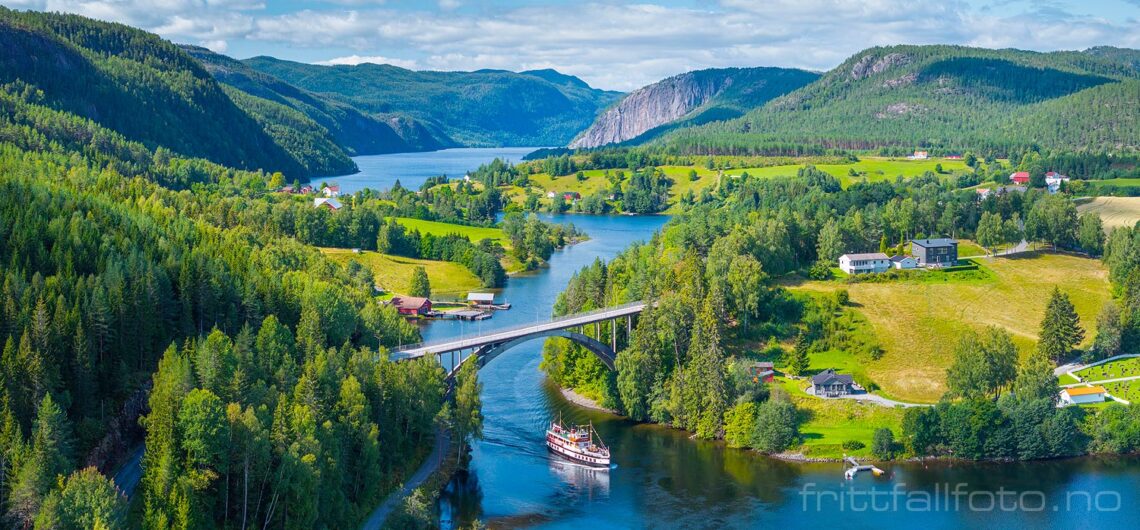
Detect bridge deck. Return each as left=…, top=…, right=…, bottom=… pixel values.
left=389, top=302, right=644, bottom=361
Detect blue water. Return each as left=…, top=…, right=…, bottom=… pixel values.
left=331, top=147, right=541, bottom=193
left=350, top=150, right=1140, bottom=529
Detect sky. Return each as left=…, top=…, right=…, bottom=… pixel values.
left=3, top=0, right=1140, bottom=91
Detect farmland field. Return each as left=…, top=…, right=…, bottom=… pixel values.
left=321, top=248, right=482, bottom=299
left=791, top=252, right=1111, bottom=402
left=1076, top=196, right=1140, bottom=230
left=390, top=217, right=508, bottom=245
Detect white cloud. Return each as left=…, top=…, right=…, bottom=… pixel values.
left=317, top=54, right=420, bottom=69
left=2, top=0, right=1138, bottom=90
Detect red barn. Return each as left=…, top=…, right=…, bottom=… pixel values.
left=391, top=296, right=431, bottom=316
left=1010, top=172, right=1030, bottom=185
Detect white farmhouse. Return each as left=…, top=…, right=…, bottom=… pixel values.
left=838, top=252, right=891, bottom=274
left=1060, top=386, right=1107, bottom=406
left=1045, top=172, right=1070, bottom=194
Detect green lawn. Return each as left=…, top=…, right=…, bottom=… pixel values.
left=1058, top=373, right=1081, bottom=385
left=390, top=217, right=508, bottom=247
left=790, top=252, right=1111, bottom=402
left=1076, top=357, right=1140, bottom=382
left=320, top=248, right=483, bottom=300
left=775, top=377, right=906, bottom=460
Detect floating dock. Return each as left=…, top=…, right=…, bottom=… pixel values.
left=843, top=456, right=885, bottom=480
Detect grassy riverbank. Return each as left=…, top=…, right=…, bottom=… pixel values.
left=321, top=248, right=483, bottom=299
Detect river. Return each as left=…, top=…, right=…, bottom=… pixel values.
left=351, top=150, right=1140, bottom=529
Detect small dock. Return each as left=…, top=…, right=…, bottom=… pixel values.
left=467, top=293, right=510, bottom=311
left=843, top=456, right=885, bottom=480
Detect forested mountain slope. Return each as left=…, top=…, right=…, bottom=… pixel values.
left=570, top=67, right=819, bottom=148
left=0, top=8, right=348, bottom=178
left=244, top=57, right=623, bottom=147
left=658, top=45, right=1140, bottom=155
left=182, top=46, right=450, bottom=158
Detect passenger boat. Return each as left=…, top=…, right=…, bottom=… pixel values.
left=546, top=418, right=610, bottom=468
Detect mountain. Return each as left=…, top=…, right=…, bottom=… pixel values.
left=569, top=67, right=819, bottom=149
left=182, top=46, right=451, bottom=159
left=243, top=57, right=623, bottom=147
left=0, top=8, right=336, bottom=178
left=658, top=45, right=1140, bottom=155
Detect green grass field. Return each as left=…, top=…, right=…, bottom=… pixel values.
left=1058, top=373, right=1081, bottom=385
left=320, top=248, right=483, bottom=300
left=1076, top=357, right=1140, bottom=381
left=774, top=377, right=905, bottom=459
left=520, top=157, right=973, bottom=212
left=1076, top=196, right=1140, bottom=231
left=791, top=252, right=1111, bottom=402
left=390, top=217, right=508, bottom=246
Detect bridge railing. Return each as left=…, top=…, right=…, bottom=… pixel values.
left=391, top=301, right=645, bottom=355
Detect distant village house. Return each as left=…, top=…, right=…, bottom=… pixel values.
left=890, top=255, right=918, bottom=269
left=908, top=150, right=929, bottom=160
left=911, top=238, right=958, bottom=267
left=391, top=296, right=432, bottom=316
left=1009, top=172, right=1031, bottom=185
left=322, top=185, right=341, bottom=198
left=838, top=252, right=891, bottom=274
left=1045, top=172, right=1070, bottom=194
left=812, top=369, right=854, bottom=397
left=314, top=197, right=342, bottom=211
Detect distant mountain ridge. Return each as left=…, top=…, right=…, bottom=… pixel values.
left=243, top=57, right=623, bottom=147
left=570, top=67, right=819, bottom=149
left=656, top=45, right=1140, bottom=154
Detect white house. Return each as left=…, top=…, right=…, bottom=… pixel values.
left=838, top=252, right=891, bottom=274
left=314, top=197, right=342, bottom=210
left=322, top=185, right=341, bottom=198
left=1060, top=386, right=1107, bottom=406
left=890, top=255, right=919, bottom=269
left=1045, top=172, right=1070, bottom=194
left=908, top=150, right=929, bottom=160
left=545, top=191, right=557, bottom=199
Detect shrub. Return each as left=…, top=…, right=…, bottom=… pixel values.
left=872, top=428, right=896, bottom=459
left=842, top=440, right=866, bottom=451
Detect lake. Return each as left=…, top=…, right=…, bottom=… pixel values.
left=357, top=149, right=1140, bottom=529
left=332, top=147, right=541, bottom=193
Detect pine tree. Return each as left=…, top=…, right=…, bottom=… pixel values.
left=8, top=393, right=72, bottom=528
left=787, top=333, right=810, bottom=377
left=1038, top=288, right=1084, bottom=362
left=409, top=266, right=431, bottom=299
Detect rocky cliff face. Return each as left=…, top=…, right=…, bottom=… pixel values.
left=570, top=71, right=731, bottom=148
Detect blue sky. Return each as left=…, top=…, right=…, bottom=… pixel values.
left=3, top=0, right=1139, bottom=90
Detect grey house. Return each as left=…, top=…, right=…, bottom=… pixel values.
left=812, top=369, right=854, bottom=397
left=911, top=238, right=958, bottom=266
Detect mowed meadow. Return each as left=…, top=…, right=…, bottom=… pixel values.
left=321, top=247, right=483, bottom=299
left=791, top=252, right=1110, bottom=402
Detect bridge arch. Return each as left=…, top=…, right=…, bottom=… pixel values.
left=453, top=329, right=616, bottom=377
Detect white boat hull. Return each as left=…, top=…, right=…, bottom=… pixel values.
left=546, top=431, right=610, bottom=468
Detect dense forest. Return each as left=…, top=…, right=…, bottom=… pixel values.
left=542, top=165, right=1140, bottom=459
left=656, top=45, right=1140, bottom=156
left=243, top=57, right=622, bottom=147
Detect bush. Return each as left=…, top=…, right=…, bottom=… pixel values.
left=808, top=261, right=833, bottom=280
left=834, top=289, right=850, bottom=306
left=842, top=440, right=866, bottom=450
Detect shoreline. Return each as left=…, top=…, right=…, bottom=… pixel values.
left=559, top=387, right=620, bottom=414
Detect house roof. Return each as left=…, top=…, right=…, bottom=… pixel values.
left=912, top=238, right=957, bottom=248
left=841, top=252, right=889, bottom=261
left=889, top=255, right=913, bottom=263
left=467, top=293, right=495, bottom=302
left=812, top=369, right=854, bottom=386
left=1011, top=171, right=1030, bottom=179
left=391, top=296, right=430, bottom=310
left=314, top=197, right=342, bottom=209
left=1064, top=386, right=1106, bottom=397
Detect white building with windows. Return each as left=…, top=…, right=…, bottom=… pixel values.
left=838, top=252, right=891, bottom=274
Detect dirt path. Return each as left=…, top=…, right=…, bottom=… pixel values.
left=361, top=429, right=451, bottom=530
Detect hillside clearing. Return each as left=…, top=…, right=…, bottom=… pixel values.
left=389, top=217, right=508, bottom=246
left=320, top=248, right=482, bottom=299
left=790, top=252, right=1111, bottom=402
left=774, top=377, right=905, bottom=460
left=1076, top=196, right=1140, bottom=230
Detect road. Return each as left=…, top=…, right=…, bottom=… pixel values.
left=112, top=446, right=144, bottom=498
left=960, top=239, right=1030, bottom=260
left=390, top=301, right=645, bottom=361
left=361, top=429, right=451, bottom=530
